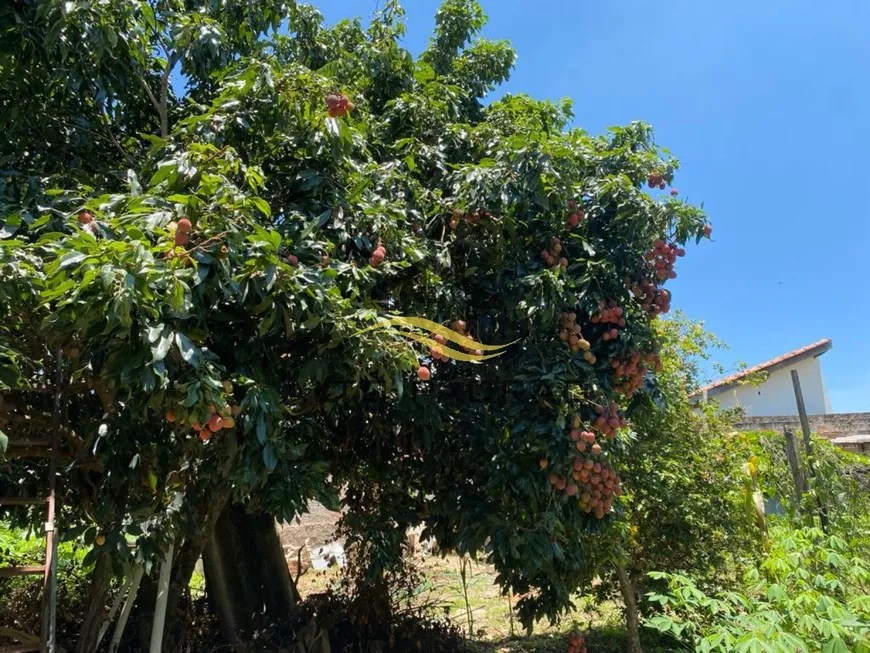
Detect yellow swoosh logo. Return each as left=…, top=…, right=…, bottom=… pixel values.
left=357, top=316, right=515, bottom=362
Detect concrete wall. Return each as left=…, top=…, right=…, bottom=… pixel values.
left=709, top=356, right=831, bottom=416
left=734, top=412, right=870, bottom=440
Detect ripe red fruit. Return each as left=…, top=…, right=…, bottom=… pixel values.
left=174, top=231, right=189, bottom=246
left=434, top=334, right=446, bottom=345
left=568, top=212, right=581, bottom=227
left=166, top=410, right=176, bottom=423
left=539, top=458, right=549, bottom=470
left=451, top=320, right=466, bottom=334
left=670, top=188, right=679, bottom=196
left=177, top=218, right=192, bottom=233
left=287, top=254, right=299, bottom=267
left=591, top=443, right=602, bottom=456
left=417, top=365, right=431, bottom=381
left=78, top=211, right=93, bottom=224
left=703, top=223, right=713, bottom=237
left=208, top=415, right=223, bottom=432
left=566, top=484, right=578, bottom=497
left=549, top=474, right=559, bottom=485
left=449, top=218, right=458, bottom=229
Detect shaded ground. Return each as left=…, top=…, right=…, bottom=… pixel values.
left=297, top=553, right=679, bottom=652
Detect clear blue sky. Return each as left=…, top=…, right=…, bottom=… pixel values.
left=310, top=1, right=870, bottom=412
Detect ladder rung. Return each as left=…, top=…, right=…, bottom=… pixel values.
left=0, top=566, right=46, bottom=578
left=0, top=498, right=47, bottom=506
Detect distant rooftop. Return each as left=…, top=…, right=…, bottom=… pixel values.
left=694, top=338, right=833, bottom=396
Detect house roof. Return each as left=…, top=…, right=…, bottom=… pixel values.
left=693, top=338, right=833, bottom=397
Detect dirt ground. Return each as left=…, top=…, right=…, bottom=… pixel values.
left=295, top=553, right=674, bottom=653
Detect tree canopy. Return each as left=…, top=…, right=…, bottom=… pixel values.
left=0, top=0, right=711, bottom=625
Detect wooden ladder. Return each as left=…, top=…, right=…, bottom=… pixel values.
left=0, top=352, right=62, bottom=653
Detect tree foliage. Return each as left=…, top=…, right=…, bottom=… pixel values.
left=0, top=0, right=711, bottom=625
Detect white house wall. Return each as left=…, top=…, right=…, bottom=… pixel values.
left=710, top=356, right=831, bottom=416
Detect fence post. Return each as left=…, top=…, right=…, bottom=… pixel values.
left=790, top=370, right=829, bottom=531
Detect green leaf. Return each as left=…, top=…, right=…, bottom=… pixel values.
left=1, top=214, right=22, bottom=239
left=251, top=197, right=271, bottom=218
left=57, top=251, right=86, bottom=270
left=174, top=333, right=201, bottom=367
left=0, top=429, right=7, bottom=453
left=147, top=324, right=165, bottom=344
left=256, top=417, right=267, bottom=444
left=262, top=444, right=277, bottom=471
left=127, top=169, right=142, bottom=196
left=152, top=331, right=173, bottom=362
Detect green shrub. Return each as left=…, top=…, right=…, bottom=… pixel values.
left=646, top=525, right=870, bottom=653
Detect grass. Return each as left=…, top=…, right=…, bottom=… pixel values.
left=296, top=553, right=679, bottom=652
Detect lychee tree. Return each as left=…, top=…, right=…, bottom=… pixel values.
left=570, top=316, right=759, bottom=653
left=0, top=0, right=712, bottom=644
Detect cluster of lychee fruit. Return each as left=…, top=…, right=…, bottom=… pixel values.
left=648, top=172, right=668, bottom=190
left=590, top=301, right=625, bottom=327
left=369, top=244, right=387, bottom=268
left=326, top=93, right=354, bottom=118
left=569, top=419, right=601, bottom=456
left=449, top=208, right=494, bottom=229
left=566, top=632, right=587, bottom=653
left=428, top=333, right=451, bottom=363
left=165, top=381, right=239, bottom=443
left=628, top=278, right=671, bottom=317
left=566, top=200, right=584, bottom=230
left=544, top=454, right=621, bottom=519
left=645, top=239, right=684, bottom=281
left=77, top=210, right=98, bottom=234
left=610, top=350, right=659, bottom=398
left=576, top=460, right=621, bottom=518
left=592, top=402, right=626, bottom=439
left=174, top=218, right=193, bottom=247
left=541, top=237, right=568, bottom=270
left=559, top=311, right=592, bottom=358
left=450, top=319, right=483, bottom=357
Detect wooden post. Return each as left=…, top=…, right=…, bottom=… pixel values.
left=784, top=429, right=808, bottom=511
left=109, top=565, right=144, bottom=653
left=41, top=349, right=62, bottom=653
left=149, top=540, right=175, bottom=653
left=790, top=370, right=829, bottom=531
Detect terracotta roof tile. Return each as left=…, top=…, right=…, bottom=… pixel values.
left=694, top=338, right=832, bottom=395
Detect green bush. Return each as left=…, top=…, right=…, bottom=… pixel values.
left=646, top=524, right=870, bottom=653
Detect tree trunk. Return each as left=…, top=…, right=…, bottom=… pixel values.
left=616, top=564, right=643, bottom=653
left=130, top=485, right=232, bottom=652
left=203, top=504, right=298, bottom=648
left=76, top=552, right=113, bottom=653
left=161, top=485, right=232, bottom=651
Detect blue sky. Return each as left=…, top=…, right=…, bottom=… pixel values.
left=310, top=1, right=870, bottom=412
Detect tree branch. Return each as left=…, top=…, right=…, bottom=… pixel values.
left=159, top=53, right=179, bottom=138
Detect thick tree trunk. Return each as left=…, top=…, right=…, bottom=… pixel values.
left=203, top=504, right=298, bottom=648
left=616, top=564, right=643, bottom=653
left=76, top=552, right=113, bottom=653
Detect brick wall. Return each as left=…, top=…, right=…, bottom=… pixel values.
left=734, top=412, right=870, bottom=439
